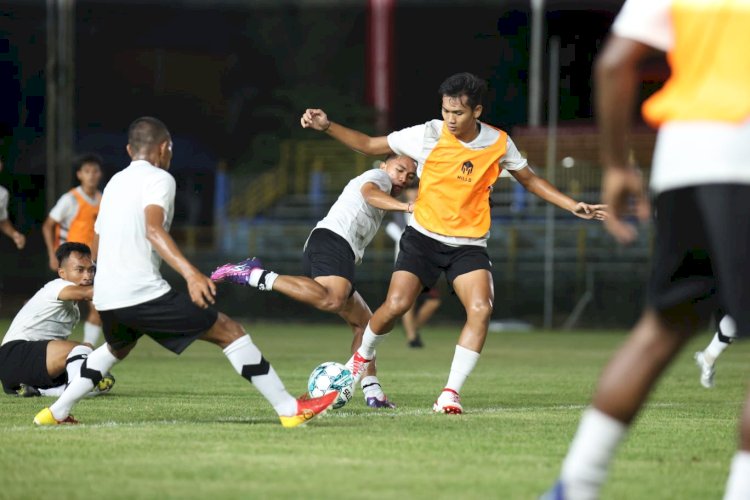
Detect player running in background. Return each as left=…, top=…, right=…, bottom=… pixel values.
left=211, top=154, right=417, bottom=408
left=543, top=1, right=750, bottom=498
left=694, top=313, right=737, bottom=389
left=301, top=72, right=606, bottom=414
left=0, top=242, right=114, bottom=398
left=385, top=180, right=441, bottom=349
left=42, top=153, right=104, bottom=346
left=33, top=116, right=338, bottom=427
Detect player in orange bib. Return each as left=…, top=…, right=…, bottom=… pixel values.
left=42, top=153, right=104, bottom=346
left=301, top=72, right=606, bottom=414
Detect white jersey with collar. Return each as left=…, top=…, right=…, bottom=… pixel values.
left=310, top=168, right=393, bottom=264
left=93, top=160, right=175, bottom=310
left=2, top=279, right=80, bottom=345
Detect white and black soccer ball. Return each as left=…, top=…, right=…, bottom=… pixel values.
left=307, top=361, right=354, bottom=409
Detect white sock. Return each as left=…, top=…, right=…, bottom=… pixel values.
left=65, top=344, right=93, bottom=383
left=248, top=268, right=279, bottom=291
left=445, top=345, right=480, bottom=393
left=223, top=335, right=296, bottom=416
left=724, top=451, right=750, bottom=500
left=705, top=316, right=736, bottom=364
left=83, top=321, right=102, bottom=345
left=560, top=407, right=627, bottom=500
left=356, top=325, right=389, bottom=360
left=361, top=375, right=384, bottom=399
left=39, top=385, right=66, bottom=397
left=49, top=344, right=120, bottom=420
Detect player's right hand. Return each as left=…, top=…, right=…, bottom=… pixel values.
left=186, top=272, right=217, bottom=309
left=602, top=166, right=650, bottom=245
left=300, top=109, right=330, bottom=131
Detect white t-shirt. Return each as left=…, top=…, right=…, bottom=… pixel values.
left=614, top=0, right=750, bottom=193
left=311, top=168, right=393, bottom=264
left=0, top=185, right=9, bottom=221
left=2, top=279, right=80, bottom=345
left=387, top=119, right=528, bottom=246
left=93, top=160, right=175, bottom=310
left=49, top=186, right=100, bottom=228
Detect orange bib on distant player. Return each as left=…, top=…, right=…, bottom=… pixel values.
left=55, top=188, right=100, bottom=247
left=642, top=0, right=750, bottom=126
left=413, top=124, right=507, bottom=238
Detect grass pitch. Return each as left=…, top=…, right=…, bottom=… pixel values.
left=0, top=320, right=747, bottom=499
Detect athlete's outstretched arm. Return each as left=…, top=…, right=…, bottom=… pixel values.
left=144, top=204, right=216, bottom=308
left=361, top=183, right=412, bottom=213
left=510, top=167, right=607, bottom=221
left=300, top=108, right=392, bottom=156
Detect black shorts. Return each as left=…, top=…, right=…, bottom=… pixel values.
left=395, top=226, right=492, bottom=289
left=302, top=228, right=356, bottom=284
left=0, top=340, right=66, bottom=394
left=648, top=185, right=750, bottom=336
left=101, top=289, right=219, bottom=354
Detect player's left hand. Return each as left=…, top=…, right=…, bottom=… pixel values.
left=186, top=272, right=217, bottom=309
left=570, top=203, right=608, bottom=221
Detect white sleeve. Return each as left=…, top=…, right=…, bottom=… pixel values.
left=143, top=173, right=176, bottom=211
left=44, top=279, right=76, bottom=302
left=387, top=123, right=427, bottom=160
left=0, top=186, right=8, bottom=220
left=48, top=193, right=77, bottom=223
left=359, top=169, right=392, bottom=193
left=612, top=0, right=673, bottom=52
left=500, top=137, right=528, bottom=172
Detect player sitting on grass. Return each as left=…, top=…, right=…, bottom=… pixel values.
left=211, top=153, right=417, bottom=408
left=0, top=242, right=114, bottom=398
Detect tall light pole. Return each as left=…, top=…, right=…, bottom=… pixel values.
left=528, top=0, right=544, bottom=127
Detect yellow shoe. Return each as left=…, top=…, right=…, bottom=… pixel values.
left=279, top=391, right=339, bottom=428
left=33, top=407, right=79, bottom=426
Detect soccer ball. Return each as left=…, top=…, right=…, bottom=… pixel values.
left=307, top=361, right=354, bottom=409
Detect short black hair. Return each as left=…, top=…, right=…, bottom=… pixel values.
left=74, top=152, right=103, bottom=172
left=438, top=72, right=487, bottom=110
left=127, top=116, right=170, bottom=152
left=55, top=242, right=91, bottom=268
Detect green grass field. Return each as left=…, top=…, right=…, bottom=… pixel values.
left=1, top=319, right=747, bottom=499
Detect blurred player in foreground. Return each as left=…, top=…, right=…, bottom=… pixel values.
left=301, top=72, right=606, bottom=414
left=33, top=116, right=338, bottom=427
left=544, top=1, right=750, bottom=498
left=211, top=154, right=417, bottom=408
left=0, top=242, right=114, bottom=397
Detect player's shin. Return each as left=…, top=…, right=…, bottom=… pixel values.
left=49, top=344, right=119, bottom=420
left=223, top=335, right=296, bottom=416
left=559, top=407, right=627, bottom=499
left=65, top=344, right=93, bottom=383
left=445, top=345, right=480, bottom=393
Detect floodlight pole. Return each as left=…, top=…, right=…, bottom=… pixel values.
left=543, top=36, right=559, bottom=330
left=528, top=0, right=545, bottom=127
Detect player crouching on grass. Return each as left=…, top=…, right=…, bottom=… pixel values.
left=0, top=242, right=115, bottom=400
left=210, top=154, right=417, bottom=409
left=33, top=116, right=338, bottom=427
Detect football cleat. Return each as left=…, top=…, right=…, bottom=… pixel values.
left=539, top=480, right=566, bottom=500
left=279, top=391, right=339, bottom=428
left=433, top=388, right=463, bottom=414
left=407, top=336, right=424, bottom=348
left=344, top=352, right=371, bottom=385
left=16, top=384, right=41, bottom=398
left=210, top=257, right=262, bottom=286
left=694, top=351, right=716, bottom=389
left=33, top=407, right=79, bottom=426
left=365, top=394, right=397, bottom=409
left=94, top=373, right=116, bottom=394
